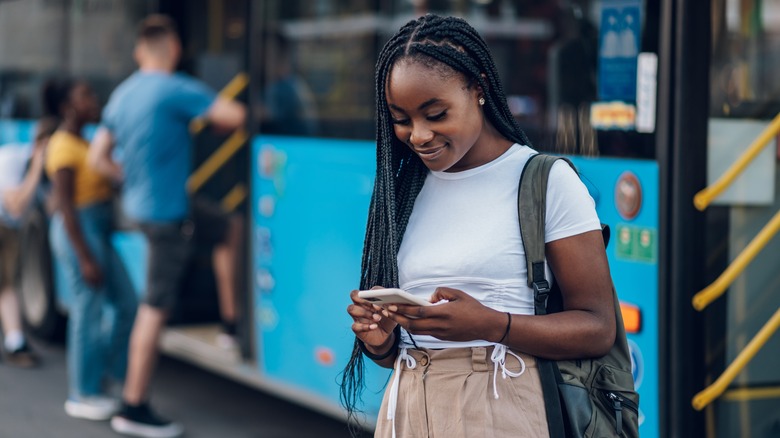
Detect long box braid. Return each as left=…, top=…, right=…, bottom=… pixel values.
left=340, top=14, right=532, bottom=431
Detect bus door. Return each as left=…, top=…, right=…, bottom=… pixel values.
left=693, top=1, right=780, bottom=436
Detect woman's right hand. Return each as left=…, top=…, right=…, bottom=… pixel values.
left=347, top=288, right=397, bottom=351
left=79, top=257, right=103, bottom=288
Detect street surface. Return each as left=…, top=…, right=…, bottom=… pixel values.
left=0, top=339, right=371, bottom=438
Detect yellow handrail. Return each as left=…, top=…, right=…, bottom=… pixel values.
left=190, top=72, right=250, bottom=134
left=693, top=112, right=780, bottom=211
left=722, top=385, right=780, bottom=402
left=220, top=183, right=247, bottom=212
left=186, top=128, right=248, bottom=194
left=692, top=209, right=780, bottom=311
left=692, top=306, right=780, bottom=410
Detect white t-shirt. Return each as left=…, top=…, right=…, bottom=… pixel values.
left=0, top=143, right=32, bottom=226
left=397, top=144, right=601, bottom=349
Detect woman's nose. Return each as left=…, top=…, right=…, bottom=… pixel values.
left=409, top=123, right=433, bottom=147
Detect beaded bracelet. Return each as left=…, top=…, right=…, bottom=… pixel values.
left=358, top=332, right=399, bottom=361
left=497, top=312, right=512, bottom=344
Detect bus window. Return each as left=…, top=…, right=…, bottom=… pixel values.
left=249, top=1, right=381, bottom=139
left=249, top=1, right=661, bottom=158
left=0, top=0, right=154, bottom=118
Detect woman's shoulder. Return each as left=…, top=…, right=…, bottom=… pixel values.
left=46, top=132, right=87, bottom=173
left=490, top=143, right=536, bottom=171
left=49, top=131, right=86, bottom=150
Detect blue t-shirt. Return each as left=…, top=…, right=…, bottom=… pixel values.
left=101, top=71, right=215, bottom=222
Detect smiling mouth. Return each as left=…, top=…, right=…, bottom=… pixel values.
left=415, top=144, right=446, bottom=159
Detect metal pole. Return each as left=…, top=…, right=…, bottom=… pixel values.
left=657, top=0, right=711, bottom=435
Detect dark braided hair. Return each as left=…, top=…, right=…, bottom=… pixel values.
left=42, top=78, right=77, bottom=120
left=339, top=14, right=532, bottom=431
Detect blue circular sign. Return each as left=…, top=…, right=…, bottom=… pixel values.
left=628, top=339, right=644, bottom=389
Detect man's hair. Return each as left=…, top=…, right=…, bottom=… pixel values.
left=136, top=14, right=178, bottom=45
left=339, top=14, right=532, bottom=432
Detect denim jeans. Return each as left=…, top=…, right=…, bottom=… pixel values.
left=50, top=202, right=138, bottom=399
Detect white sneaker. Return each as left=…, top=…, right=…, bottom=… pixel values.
left=65, top=396, right=120, bottom=421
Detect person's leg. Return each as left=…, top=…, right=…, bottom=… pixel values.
left=0, top=225, right=38, bottom=368
left=0, top=225, right=23, bottom=345
left=0, top=286, right=23, bottom=344
left=50, top=213, right=107, bottom=396
left=67, top=284, right=108, bottom=396
left=112, top=222, right=188, bottom=438
left=51, top=211, right=117, bottom=420
left=105, top=248, right=138, bottom=387
left=192, top=198, right=243, bottom=344
left=212, top=214, right=242, bottom=329
left=121, top=303, right=166, bottom=404
left=0, top=285, right=36, bottom=365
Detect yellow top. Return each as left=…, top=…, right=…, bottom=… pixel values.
left=46, top=131, right=113, bottom=207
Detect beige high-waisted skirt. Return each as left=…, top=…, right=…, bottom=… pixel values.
left=374, top=346, right=550, bottom=438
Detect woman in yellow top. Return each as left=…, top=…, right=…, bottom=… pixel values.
left=44, top=79, right=138, bottom=422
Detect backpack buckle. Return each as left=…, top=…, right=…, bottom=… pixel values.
left=533, top=280, right=550, bottom=308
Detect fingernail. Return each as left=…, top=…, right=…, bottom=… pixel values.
left=388, top=305, right=398, bottom=312
left=373, top=313, right=382, bottom=321
left=369, top=323, right=378, bottom=329
left=382, top=310, right=390, bottom=317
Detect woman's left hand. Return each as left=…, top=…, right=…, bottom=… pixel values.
left=381, top=287, right=504, bottom=343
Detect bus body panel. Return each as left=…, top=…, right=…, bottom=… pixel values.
left=251, top=135, right=386, bottom=418
left=570, top=156, right=660, bottom=438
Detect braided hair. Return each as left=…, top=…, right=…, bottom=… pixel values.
left=339, top=14, right=532, bottom=430
left=42, top=78, right=77, bottom=121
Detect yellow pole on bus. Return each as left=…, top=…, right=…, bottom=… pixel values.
left=692, top=210, right=780, bottom=311
left=693, top=113, right=780, bottom=211
left=692, top=307, right=780, bottom=410
left=190, top=72, right=249, bottom=134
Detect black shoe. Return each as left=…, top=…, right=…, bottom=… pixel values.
left=110, top=402, right=183, bottom=438
left=2, top=343, right=40, bottom=369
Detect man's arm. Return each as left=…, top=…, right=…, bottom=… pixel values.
left=87, top=127, right=123, bottom=184
left=206, top=97, right=247, bottom=132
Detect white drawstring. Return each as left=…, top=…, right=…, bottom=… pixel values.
left=388, top=348, right=416, bottom=438
left=490, top=344, right=526, bottom=399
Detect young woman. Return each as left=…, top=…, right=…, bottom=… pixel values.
left=342, top=15, right=615, bottom=437
left=43, top=79, right=138, bottom=421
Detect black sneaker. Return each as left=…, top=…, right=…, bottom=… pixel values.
left=2, top=343, right=40, bottom=369
left=110, top=402, right=183, bottom=438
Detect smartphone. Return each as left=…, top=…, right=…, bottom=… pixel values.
left=358, top=288, right=432, bottom=307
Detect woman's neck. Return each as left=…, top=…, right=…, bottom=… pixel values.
left=59, top=119, right=84, bottom=137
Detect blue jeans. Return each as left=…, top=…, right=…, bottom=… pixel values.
left=50, top=202, right=138, bottom=399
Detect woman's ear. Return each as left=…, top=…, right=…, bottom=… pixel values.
left=475, top=84, right=486, bottom=105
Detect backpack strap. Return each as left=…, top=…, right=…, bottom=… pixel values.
left=518, top=154, right=576, bottom=315
left=517, top=153, right=575, bottom=438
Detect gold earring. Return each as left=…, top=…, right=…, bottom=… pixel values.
left=479, top=97, right=485, bottom=106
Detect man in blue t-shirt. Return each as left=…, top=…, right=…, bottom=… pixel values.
left=89, top=15, right=246, bottom=438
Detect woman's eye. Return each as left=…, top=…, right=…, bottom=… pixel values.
left=428, top=111, right=447, bottom=121
left=391, top=118, right=410, bottom=126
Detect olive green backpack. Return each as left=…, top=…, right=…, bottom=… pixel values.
left=518, top=154, right=640, bottom=438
